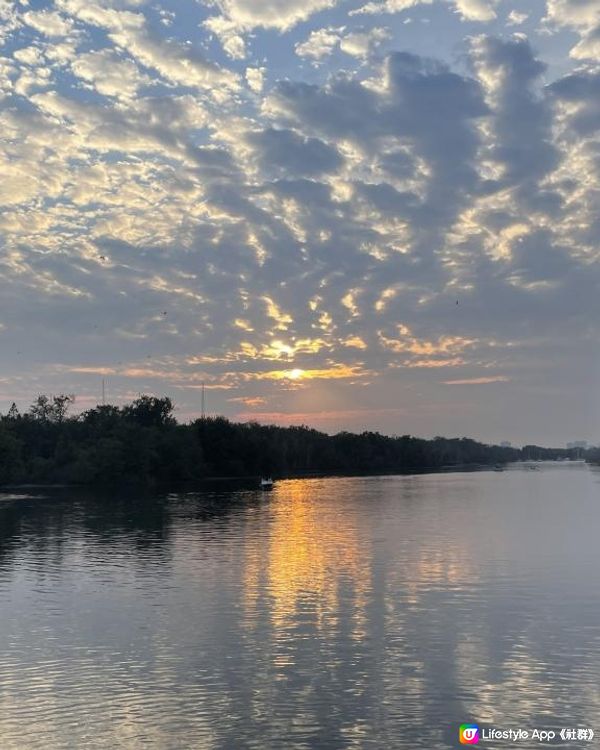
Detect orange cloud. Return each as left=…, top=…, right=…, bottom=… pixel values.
left=248, top=364, right=369, bottom=381
left=343, top=335, right=367, bottom=349
left=443, top=376, right=510, bottom=385
left=228, top=396, right=267, bottom=407
left=68, top=366, right=116, bottom=375
left=379, top=325, right=476, bottom=356
left=379, top=324, right=477, bottom=369
left=405, top=358, right=465, bottom=368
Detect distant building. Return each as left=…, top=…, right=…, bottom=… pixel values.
left=567, top=441, right=588, bottom=450
left=500, top=441, right=512, bottom=448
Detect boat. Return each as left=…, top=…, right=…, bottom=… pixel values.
left=260, top=477, right=274, bottom=490
left=493, top=465, right=505, bottom=472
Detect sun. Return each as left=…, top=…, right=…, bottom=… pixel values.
left=288, top=368, right=304, bottom=380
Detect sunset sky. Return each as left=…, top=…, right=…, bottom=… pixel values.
left=0, top=0, right=598, bottom=445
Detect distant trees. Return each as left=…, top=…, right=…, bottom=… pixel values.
left=0, top=394, right=582, bottom=487
left=29, top=394, right=75, bottom=423
left=6, top=403, right=19, bottom=420
left=0, top=426, right=23, bottom=484
left=122, top=396, right=175, bottom=428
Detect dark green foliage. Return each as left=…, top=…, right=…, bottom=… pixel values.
left=122, top=395, right=175, bottom=429
left=0, top=394, right=581, bottom=486
left=29, top=394, right=75, bottom=423
left=6, top=403, right=19, bottom=420
left=0, top=426, right=23, bottom=484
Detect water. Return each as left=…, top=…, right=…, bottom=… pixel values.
left=0, top=463, right=599, bottom=749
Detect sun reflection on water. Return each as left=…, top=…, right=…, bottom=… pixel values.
left=242, top=479, right=372, bottom=636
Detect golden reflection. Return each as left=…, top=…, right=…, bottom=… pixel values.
left=400, top=546, right=479, bottom=606
left=243, top=480, right=371, bottom=634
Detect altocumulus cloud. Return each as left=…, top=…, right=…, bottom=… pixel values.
left=0, top=0, right=598, bottom=444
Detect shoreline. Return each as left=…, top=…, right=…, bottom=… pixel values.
left=1, top=459, right=584, bottom=493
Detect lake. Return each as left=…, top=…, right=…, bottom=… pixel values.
left=0, top=463, right=598, bottom=748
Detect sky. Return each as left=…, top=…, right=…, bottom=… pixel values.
left=0, top=0, right=599, bottom=446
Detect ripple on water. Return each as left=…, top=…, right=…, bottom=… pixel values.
left=0, top=467, right=599, bottom=748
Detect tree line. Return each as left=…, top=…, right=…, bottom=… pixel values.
left=0, top=394, right=582, bottom=486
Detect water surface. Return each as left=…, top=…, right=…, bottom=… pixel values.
left=0, top=463, right=598, bottom=748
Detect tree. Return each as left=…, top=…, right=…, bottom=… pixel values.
left=0, top=393, right=564, bottom=487
left=0, top=427, right=23, bottom=483
left=29, top=394, right=74, bottom=423
left=52, top=394, right=75, bottom=423
left=6, top=403, right=19, bottom=420
left=122, top=395, right=175, bottom=428
left=30, top=395, right=53, bottom=422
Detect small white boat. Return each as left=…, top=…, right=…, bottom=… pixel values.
left=260, top=477, right=274, bottom=490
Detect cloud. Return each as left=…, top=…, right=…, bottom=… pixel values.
left=0, top=0, right=20, bottom=45
left=266, top=50, right=488, bottom=285
left=550, top=67, right=600, bottom=135
left=443, top=376, right=509, bottom=384
left=228, top=396, right=267, bottom=407
left=23, top=9, right=74, bottom=37
left=203, top=14, right=247, bottom=60
left=245, top=127, right=343, bottom=176
left=544, top=0, right=600, bottom=60
left=13, top=46, right=44, bottom=66
left=205, top=0, right=347, bottom=58
left=296, top=25, right=391, bottom=61
left=351, top=0, right=432, bottom=17
left=1, top=0, right=599, bottom=443
left=70, top=49, right=151, bottom=100
left=250, top=364, right=368, bottom=381
left=246, top=67, right=266, bottom=93
left=340, top=27, right=392, bottom=57
left=57, top=0, right=238, bottom=90
left=453, top=0, right=496, bottom=22
left=210, top=0, right=337, bottom=32
left=379, top=324, right=477, bottom=368
left=296, top=27, right=343, bottom=60
left=234, top=407, right=406, bottom=425
left=351, top=0, right=496, bottom=22
left=570, top=25, right=600, bottom=60
left=470, top=35, right=559, bottom=195
left=506, top=10, right=528, bottom=26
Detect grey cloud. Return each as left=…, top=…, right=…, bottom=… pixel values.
left=509, top=230, right=573, bottom=283
left=246, top=128, right=343, bottom=177
left=269, top=51, right=488, bottom=266
left=471, top=36, right=560, bottom=203
left=269, top=78, right=381, bottom=142
left=189, top=146, right=244, bottom=183
left=550, top=69, right=600, bottom=135
left=354, top=181, right=419, bottom=216
left=377, top=149, right=414, bottom=179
